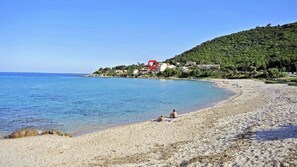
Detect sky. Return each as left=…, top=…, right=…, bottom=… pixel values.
left=0, top=0, right=297, bottom=73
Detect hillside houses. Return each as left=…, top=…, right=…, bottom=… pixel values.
left=196, top=64, right=220, bottom=69
left=157, top=62, right=220, bottom=73
left=185, top=61, right=220, bottom=69
left=158, top=63, right=176, bottom=72
left=186, top=61, right=196, bottom=66
left=93, top=61, right=221, bottom=78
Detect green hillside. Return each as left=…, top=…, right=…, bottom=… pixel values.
left=167, top=22, right=297, bottom=72
left=94, top=22, right=297, bottom=81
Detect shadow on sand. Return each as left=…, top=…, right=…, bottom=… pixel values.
left=254, top=125, right=297, bottom=141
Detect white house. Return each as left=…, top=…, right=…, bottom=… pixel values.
left=168, top=65, right=176, bottom=69
left=133, top=69, right=139, bottom=76
left=186, top=61, right=196, bottom=66
left=181, top=67, right=189, bottom=73
left=159, top=63, right=168, bottom=72
left=115, top=70, right=124, bottom=75
left=197, top=64, right=220, bottom=69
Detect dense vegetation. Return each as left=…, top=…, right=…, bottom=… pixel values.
left=93, top=22, right=297, bottom=82
left=167, top=22, right=297, bottom=73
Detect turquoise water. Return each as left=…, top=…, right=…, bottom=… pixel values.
left=0, top=72, right=234, bottom=135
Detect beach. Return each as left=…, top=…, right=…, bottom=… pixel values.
left=0, top=79, right=296, bottom=166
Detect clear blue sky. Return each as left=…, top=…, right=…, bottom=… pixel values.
left=0, top=0, right=296, bottom=73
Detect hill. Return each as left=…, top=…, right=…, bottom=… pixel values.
left=166, top=22, right=297, bottom=72
left=94, top=22, right=297, bottom=81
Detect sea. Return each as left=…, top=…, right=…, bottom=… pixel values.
left=0, top=72, right=235, bottom=136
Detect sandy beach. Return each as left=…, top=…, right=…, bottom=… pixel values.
left=0, top=79, right=296, bottom=167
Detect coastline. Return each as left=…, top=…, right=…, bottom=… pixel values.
left=0, top=79, right=296, bottom=166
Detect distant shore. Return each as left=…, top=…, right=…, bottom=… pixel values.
left=0, top=79, right=296, bottom=166
left=84, top=73, right=216, bottom=82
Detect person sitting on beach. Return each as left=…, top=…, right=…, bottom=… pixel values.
left=169, top=109, right=177, bottom=118
left=157, top=115, right=163, bottom=122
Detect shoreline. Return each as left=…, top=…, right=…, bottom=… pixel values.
left=72, top=81, right=237, bottom=137
left=0, top=79, right=296, bottom=166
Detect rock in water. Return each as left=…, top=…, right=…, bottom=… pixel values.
left=5, top=129, right=39, bottom=139
left=5, top=129, right=72, bottom=139
left=41, top=130, right=72, bottom=137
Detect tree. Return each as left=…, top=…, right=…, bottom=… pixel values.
left=267, top=68, right=279, bottom=78
left=115, top=65, right=126, bottom=70
left=224, top=64, right=236, bottom=71
left=163, top=68, right=171, bottom=77
left=189, top=69, right=203, bottom=78
left=163, top=68, right=177, bottom=77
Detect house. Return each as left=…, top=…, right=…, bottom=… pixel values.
left=288, top=72, right=297, bottom=76
left=133, top=69, right=139, bottom=76
left=186, top=61, right=196, bottom=66
left=139, top=68, right=149, bottom=74
left=197, top=64, right=220, bottom=69
left=181, top=67, right=189, bottom=73
left=168, top=65, right=176, bottom=69
left=158, top=63, right=176, bottom=72
left=159, top=63, right=168, bottom=72
left=115, top=69, right=124, bottom=74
